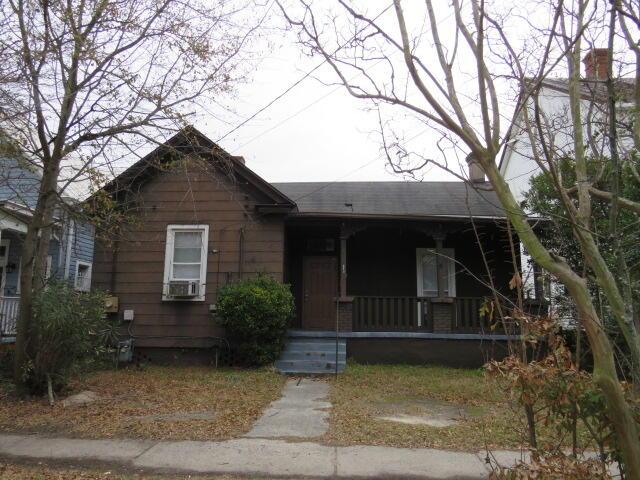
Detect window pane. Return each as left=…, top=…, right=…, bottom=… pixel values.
left=174, top=231, right=202, bottom=249
left=441, top=260, right=450, bottom=296
left=421, top=253, right=438, bottom=296
left=174, top=248, right=201, bottom=262
left=173, top=264, right=200, bottom=280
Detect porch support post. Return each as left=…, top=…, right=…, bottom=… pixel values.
left=339, top=224, right=348, bottom=298
left=433, top=233, right=446, bottom=298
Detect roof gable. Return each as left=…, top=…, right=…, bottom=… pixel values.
left=100, top=126, right=294, bottom=208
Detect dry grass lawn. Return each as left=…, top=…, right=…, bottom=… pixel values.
left=325, top=363, right=524, bottom=451
left=0, top=366, right=285, bottom=441
left=0, top=463, right=267, bottom=479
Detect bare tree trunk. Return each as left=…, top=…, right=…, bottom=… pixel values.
left=606, top=6, right=638, bottom=389
left=484, top=161, right=640, bottom=478
left=13, top=163, right=58, bottom=389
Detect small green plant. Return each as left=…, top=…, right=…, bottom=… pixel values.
left=23, top=280, right=116, bottom=400
left=216, top=275, right=294, bottom=366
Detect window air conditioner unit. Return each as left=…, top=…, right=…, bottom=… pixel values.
left=168, top=281, right=200, bottom=298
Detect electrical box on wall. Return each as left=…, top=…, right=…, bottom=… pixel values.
left=105, top=296, right=119, bottom=313
left=123, top=309, right=134, bottom=321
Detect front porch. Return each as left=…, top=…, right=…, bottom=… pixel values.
left=284, top=218, right=519, bottom=337
left=0, top=217, right=62, bottom=340
left=0, top=226, right=26, bottom=340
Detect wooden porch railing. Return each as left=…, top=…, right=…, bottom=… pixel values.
left=453, top=297, right=488, bottom=333
left=353, top=296, right=492, bottom=333
left=353, top=296, right=432, bottom=331
left=0, top=296, right=19, bottom=337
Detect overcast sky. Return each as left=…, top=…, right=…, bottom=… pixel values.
left=193, top=0, right=621, bottom=187
left=193, top=2, right=461, bottom=184
left=95, top=0, right=616, bottom=190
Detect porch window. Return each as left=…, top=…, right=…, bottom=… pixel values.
left=74, top=261, right=92, bottom=292
left=416, top=248, right=456, bottom=297
left=162, top=224, right=209, bottom=301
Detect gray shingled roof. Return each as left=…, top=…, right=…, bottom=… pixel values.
left=271, top=181, right=507, bottom=219
left=541, top=77, right=635, bottom=102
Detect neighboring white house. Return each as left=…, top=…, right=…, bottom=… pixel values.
left=499, top=48, right=636, bottom=300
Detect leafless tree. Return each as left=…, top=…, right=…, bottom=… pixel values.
left=279, top=0, right=640, bottom=475
left=0, top=0, right=263, bottom=390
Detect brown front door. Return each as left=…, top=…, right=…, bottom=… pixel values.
left=302, top=256, right=337, bottom=330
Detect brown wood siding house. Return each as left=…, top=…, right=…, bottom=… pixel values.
left=93, top=127, right=540, bottom=365
left=92, top=128, right=294, bottom=353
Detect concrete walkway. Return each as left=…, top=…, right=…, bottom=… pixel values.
left=245, top=378, right=330, bottom=439
left=0, top=433, right=524, bottom=478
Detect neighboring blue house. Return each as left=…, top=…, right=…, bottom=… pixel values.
left=0, top=156, right=96, bottom=339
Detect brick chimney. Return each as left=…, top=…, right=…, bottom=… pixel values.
left=582, top=48, right=609, bottom=80
left=466, top=153, right=485, bottom=183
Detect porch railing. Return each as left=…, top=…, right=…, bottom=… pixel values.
left=353, top=296, right=494, bottom=333
left=353, top=296, right=432, bottom=331
left=0, top=296, right=19, bottom=337
left=453, top=297, right=488, bottom=333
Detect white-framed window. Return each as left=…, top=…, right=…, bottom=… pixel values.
left=163, top=224, right=209, bottom=301
left=416, top=248, right=456, bottom=297
left=74, top=261, right=92, bottom=292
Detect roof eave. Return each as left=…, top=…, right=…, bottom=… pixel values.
left=285, top=211, right=512, bottom=222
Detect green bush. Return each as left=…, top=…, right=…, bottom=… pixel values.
left=216, top=275, right=294, bottom=366
left=23, top=280, right=117, bottom=395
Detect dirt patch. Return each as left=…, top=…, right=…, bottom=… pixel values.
left=62, top=390, right=100, bottom=408
left=374, top=398, right=482, bottom=427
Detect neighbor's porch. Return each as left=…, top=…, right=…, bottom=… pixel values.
left=0, top=222, right=27, bottom=340
left=0, top=220, right=66, bottom=340
left=284, top=218, right=524, bottom=335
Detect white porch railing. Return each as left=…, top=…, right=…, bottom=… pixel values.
left=0, top=296, right=19, bottom=337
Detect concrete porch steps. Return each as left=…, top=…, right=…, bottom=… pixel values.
left=275, top=334, right=346, bottom=374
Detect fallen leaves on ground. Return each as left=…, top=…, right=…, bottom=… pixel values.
left=0, top=366, right=284, bottom=441
left=324, top=363, right=525, bottom=451
left=0, top=463, right=267, bottom=479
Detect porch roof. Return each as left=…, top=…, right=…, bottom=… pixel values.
left=272, top=181, right=508, bottom=220
left=0, top=202, right=30, bottom=233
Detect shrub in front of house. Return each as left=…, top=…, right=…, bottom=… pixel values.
left=216, top=275, right=294, bottom=366
left=24, top=280, right=117, bottom=398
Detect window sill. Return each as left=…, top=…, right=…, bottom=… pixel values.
left=161, top=296, right=206, bottom=302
